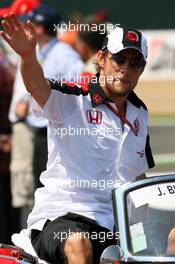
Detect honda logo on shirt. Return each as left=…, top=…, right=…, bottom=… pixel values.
left=86, top=110, right=102, bottom=124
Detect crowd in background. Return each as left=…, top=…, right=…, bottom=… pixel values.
left=0, top=0, right=112, bottom=244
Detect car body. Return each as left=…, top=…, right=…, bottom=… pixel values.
left=101, top=174, right=175, bottom=264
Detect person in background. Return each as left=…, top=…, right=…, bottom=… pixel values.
left=0, top=46, right=15, bottom=243
left=0, top=0, right=41, bottom=234
left=75, top=23, right=107, bottom=74
left=58, top=12, right=83, bottom=50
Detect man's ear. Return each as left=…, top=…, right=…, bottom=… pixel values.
left=97, top=50, right=105, bottom=68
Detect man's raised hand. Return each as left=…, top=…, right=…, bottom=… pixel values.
left=0, top=13, right=37, bottom=57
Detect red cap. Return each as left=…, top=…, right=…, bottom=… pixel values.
left=0, top=0, right=40, bottom=17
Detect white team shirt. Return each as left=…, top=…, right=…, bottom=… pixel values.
left=27, top=78, right=154, bottom=233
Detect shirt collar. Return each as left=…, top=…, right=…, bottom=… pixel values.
left=88, top=74, right=138, bottom=108
left=88, top=73, right=109, bottom=107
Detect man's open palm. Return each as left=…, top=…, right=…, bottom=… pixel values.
left=0, top=13, right=37, bottom=57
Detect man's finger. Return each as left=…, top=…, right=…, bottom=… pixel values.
left=4, top=14, right=16, bottom=30
left=6, top=13, right=22, bottom=33
left=11, top=13, right=22, bottom=29
left=26, top=20, right=36, bottom=37
left=1, top=20, right=12, bottom=37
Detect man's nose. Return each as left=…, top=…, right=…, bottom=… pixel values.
left=119, top=60, right=130, bottom=74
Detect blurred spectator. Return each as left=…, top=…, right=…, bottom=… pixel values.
left=58, top=12, right=84, bottom=50
left=9, top=3, right=84, bottom=229
left=2, top=0, right=41, bottom=233
left=0, top=47, right=15, bottom=243
left=59, top=28, right=78, bottom=50
left=75, top=23, right=107, bottom=73
left=9, top=62, right=35, bottom=229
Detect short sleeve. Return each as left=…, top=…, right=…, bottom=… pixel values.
left=30, top=89, right=71, bottom=123
left=30, top=79, right=88, bottom=123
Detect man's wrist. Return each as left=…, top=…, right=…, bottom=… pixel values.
left=21, top=51, right=37, bottom=64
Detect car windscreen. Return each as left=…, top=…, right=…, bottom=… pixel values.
left=126, top=181, right=175, bottom=256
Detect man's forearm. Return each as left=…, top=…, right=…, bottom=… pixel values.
left=20, top=51, right=51, bottom=107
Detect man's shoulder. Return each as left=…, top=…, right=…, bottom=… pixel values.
left=48, top=78, right=90, bottom=96
left=49, top=72, right=94, bottom=94
left=128, top=91, right=147, bottom=111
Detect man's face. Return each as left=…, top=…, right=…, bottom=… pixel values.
left=98, top=48, right=145, bottom=99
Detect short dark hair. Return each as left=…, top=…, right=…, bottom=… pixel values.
left=77, top=24, right=107, bottom=52
left=35, top=22, right=57, bottom=37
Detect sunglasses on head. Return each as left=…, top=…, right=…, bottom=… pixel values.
left=109, top=53, right=146, bottom=69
